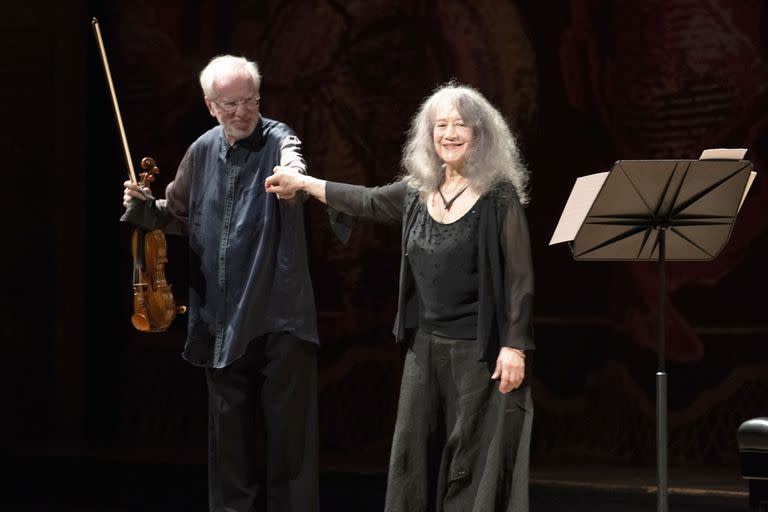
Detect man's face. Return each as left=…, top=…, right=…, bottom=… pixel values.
left=205, top=71, right=260, bottom=144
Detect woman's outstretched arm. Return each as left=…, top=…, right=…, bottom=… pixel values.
left=266, top=166, right=407, bottom=224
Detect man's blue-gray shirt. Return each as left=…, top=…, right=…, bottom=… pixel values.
left=156, top=117, right=318, bottom=368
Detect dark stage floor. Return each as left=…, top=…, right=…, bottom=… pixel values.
left=3, top=456, right=750, bottom=511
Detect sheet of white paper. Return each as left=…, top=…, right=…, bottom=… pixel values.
left=699, top=148, right=747, bottom=160
left=549, top=171, right=609, bottom=245
left=738, top=171, right=757, bottom=212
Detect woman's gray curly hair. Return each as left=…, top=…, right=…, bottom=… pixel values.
left=401, top=83, right=530, bottom=205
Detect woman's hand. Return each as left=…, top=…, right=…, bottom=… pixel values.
left=265, top=166, right=328, bottom=204
left=265, top=166, right=303, bottom=199
left=491, top=347, right=525, bottom=393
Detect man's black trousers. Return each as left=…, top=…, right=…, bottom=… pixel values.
left=205, top=332, right=319, bottom=512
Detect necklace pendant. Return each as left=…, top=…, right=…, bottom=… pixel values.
left=437, top=175, right=470, bottom=216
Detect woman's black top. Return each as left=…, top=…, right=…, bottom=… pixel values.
left=406, top=199, right=482, bottom=339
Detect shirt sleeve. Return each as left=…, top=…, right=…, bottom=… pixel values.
left=279, top=135, right=307, bottom=174
left=154, top=146, right=193, bottom=236
left=501, top=197, right=535, bottom=350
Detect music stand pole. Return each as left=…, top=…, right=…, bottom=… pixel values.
left=657, top=227, right=668, bottom=512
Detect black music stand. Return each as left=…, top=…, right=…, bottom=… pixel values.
left=555, top=157, right=754, bottom=512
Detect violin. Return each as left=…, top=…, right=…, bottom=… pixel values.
left=130, top=157, right=187, bottom=332
left=92, top=18, right=186, bottom=332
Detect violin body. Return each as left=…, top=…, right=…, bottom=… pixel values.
left=131, top=228, right=180, bottom=332
left=130, top=157, right=186, bottom=332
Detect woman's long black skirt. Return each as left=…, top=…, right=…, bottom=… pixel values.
left=385, top=329, right=533, bottom=512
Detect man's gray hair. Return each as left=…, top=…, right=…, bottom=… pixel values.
left=402, top=83, right=530, bottom=205
left=199, top=55, right=261, bottom=98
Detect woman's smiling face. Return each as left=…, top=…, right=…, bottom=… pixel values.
left=433, top=99, right=473, bottom=171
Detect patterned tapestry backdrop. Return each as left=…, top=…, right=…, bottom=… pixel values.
left=87, top=0, right=768, bottom=469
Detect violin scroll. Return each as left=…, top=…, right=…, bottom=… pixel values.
left=139, top=157, right=160, bottom=187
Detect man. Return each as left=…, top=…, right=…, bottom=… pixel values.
left=123, top=55, right=319, bottom=512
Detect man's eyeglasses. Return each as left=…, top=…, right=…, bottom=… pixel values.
left=212, top=95, right=260, bottom=114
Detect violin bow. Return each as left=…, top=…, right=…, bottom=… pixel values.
left=91, top=17, right=138, bottom=184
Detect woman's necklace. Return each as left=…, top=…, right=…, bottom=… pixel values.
left=437, top=179, right=470, bottom=211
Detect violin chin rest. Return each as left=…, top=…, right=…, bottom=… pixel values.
left=131, top=313, right=151, bottom=332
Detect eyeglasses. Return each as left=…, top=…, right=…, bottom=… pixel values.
left=211, top=95, right=260, bottom=114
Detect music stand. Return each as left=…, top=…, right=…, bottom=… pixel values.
left=551, top=157, right=754, bottom=512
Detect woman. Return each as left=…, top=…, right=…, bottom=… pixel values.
left=266, top=83, right=534, bottom=512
